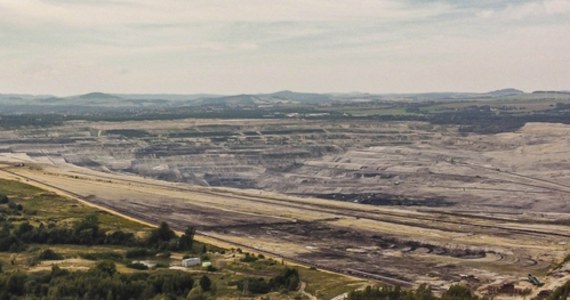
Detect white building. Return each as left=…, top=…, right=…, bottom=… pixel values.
left=181, top=258, right=201, bottom=267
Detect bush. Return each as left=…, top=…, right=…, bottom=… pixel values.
left=80, top=252, right=124, bottom=261
left=238, top=277, right=271, bottom=294
left=154, top=262, right=169, bottom=269
left=126, top=262, right=149, bottom=270
left=199, top=275, right=212, bottom=291
left=206, top=265, right=217, bottom=272
left=548, top=280, right=570, bottom=300
left=442, top=284, right=476, bottom=299
left=93, top=261, right=117, bottom=276
left=270, top=268, right=300, bottom=292
left=0, top=194, right=8, bottom=204
left=241, top=253, right=258, bottom=263
left=38, top=249, right=64, bottom=260
left=125, top=248, right=151, bottom=258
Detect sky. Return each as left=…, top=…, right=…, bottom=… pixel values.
left=0, top=0, right=569, bottom=96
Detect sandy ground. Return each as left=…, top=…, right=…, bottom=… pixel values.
left=1, top=155, right=568, bottom=296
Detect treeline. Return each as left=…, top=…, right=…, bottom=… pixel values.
left=0, top=194, right=195, bottom=253
left=237, top=268, right=300, bottom=294
left=2, top=215, right=136, bottom=252
left=0, top=114, right=66, bottom=129
left=4, top=102, right=570, bottom=135
left=348, top=282, right=570, bottom=300
left=1, top=217, right=195, bottom=253
left=0, top=261, right=197, bottom=299
left=348, top=284, right=485, bottom=300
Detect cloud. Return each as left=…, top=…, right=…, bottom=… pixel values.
left=0, top=0, right=568, bottom=95
left=0, top=0, right=452, bottom=27
left=477, top=0, right=570, bottom=19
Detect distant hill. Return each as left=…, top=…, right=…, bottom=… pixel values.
left=191, top=91, right=336, bottom=106
left=0, top=88, right=563, bottom=109
left=269, top=90, right=332, bottom=103
left=113, top=94, right=221, bottom=101
left=532, top=90, right=570, bottom=95
left=77, top=92, right=123, bottom=100
left=487, top=88, right=524, bottom=96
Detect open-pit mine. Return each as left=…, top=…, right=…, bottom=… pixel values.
left=1, top=111, right=569, bottom=298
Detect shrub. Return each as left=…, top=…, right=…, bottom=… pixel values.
left=241, top=253, right=258, bottom=263
left=199, top=275, right=212, bottom=291
left=206, top=265, right=217, bottom=272
left=38, top=249, right=64, bottom=260
left=80, top=252, right=124, bottom=261
left=126, top=262, right=149, bottom=270
left=125, top=248, right=151, bottom=258
left=238, top=278, right=271, bottom=294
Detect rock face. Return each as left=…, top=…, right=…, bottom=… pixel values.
left=1, top=118, right=570, bottom=212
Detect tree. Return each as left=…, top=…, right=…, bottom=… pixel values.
left=199, top=275, right=212, bottom=291
left=442, top=285, right=476, bottom=300
left=270, top=268, right=300, bottom=291
left=94, top=261, right=117, bottom=276
left=147, top=222, right=176, bottom=249
left=0, top=194, right=8, bottom=204
left=178, top=226, right=195, bottom=251
left=6, top=272, right=27, bottom=296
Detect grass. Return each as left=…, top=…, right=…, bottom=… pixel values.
left=0, top=178, right=149, bottom=233
left=299, top=266, right=367, bottom=299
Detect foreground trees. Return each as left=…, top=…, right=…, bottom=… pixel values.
left=0, top=262, right=195, bottom=299
left=145, top=222, right=196, bottom=251
left=237, top=268, right=300, bottom=294
left=0, top=210, right=196, bottom=253
left=348, top=285, right=480, bottom=300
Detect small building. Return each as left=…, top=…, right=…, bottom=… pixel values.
left=181, top=258, right=201, bottom=267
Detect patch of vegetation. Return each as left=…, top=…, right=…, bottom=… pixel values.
left=237, top=268, right=300, bottom=294
left=240, top=252, right=259, bottom=263
left=37, top=249, right=64, bottom=261
left=125, top=248, right=152, bottom=259
left=547, top=280, right=570, bottom=300
left=80, top=251, right=124, bottom=261
left=0, top=262, right=193, bottom=299
left=126, top=262, right=149, bottom=270
left=348, top=284, right=486, bottom=300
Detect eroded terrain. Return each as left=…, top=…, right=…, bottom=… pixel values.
left=1, top=119, right=569, bottom=212
left=0, top=118, right=569, bottom=297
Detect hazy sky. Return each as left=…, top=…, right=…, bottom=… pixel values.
left=1, top=0, right=569, bottom=95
